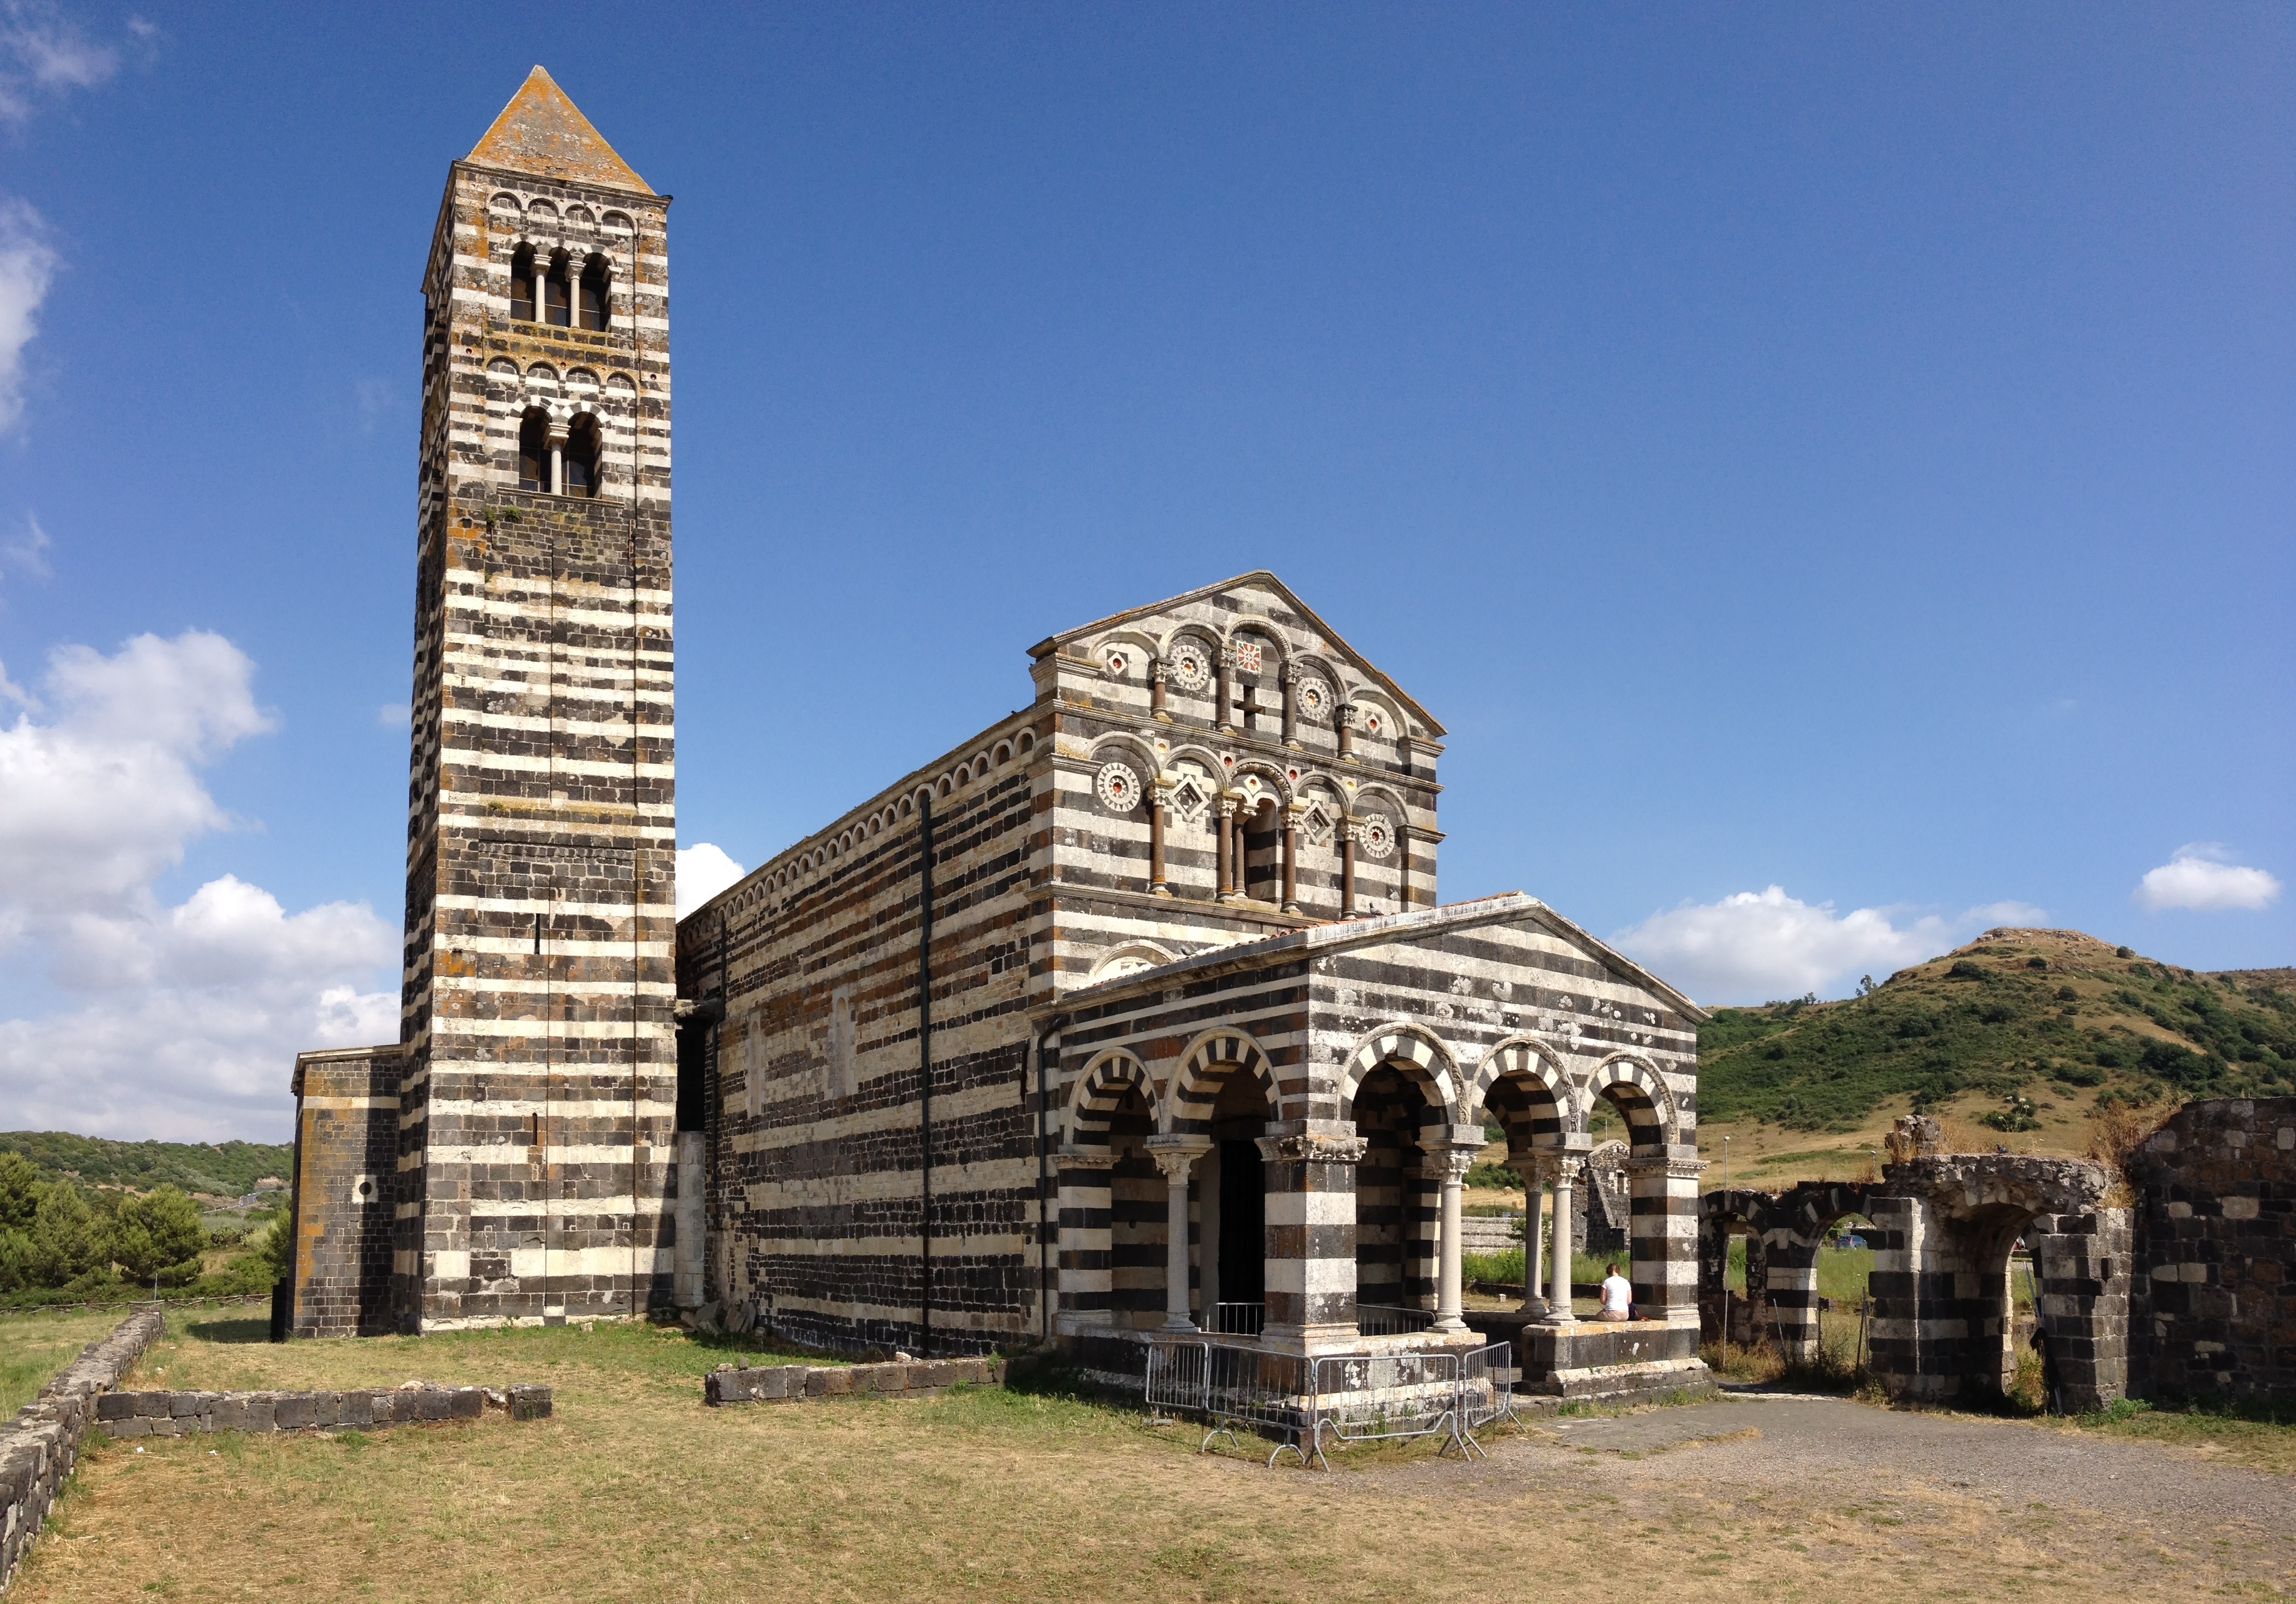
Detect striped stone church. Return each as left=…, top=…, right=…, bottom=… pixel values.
left=284, top=67, right=1711, bottom=1395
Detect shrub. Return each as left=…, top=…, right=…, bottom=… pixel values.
left=1948, top=960, right=1989, bottom=981
left=1464, top=1161, right=1521, bottom=1191
left=2027, top=957, right=2048, bottom=970
left=2116, top=946, right=2134, bottom=959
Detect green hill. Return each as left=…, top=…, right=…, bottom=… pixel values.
left=1696, top=928, right=2296, bottom=1133
left=0, top=1132, right=293, bottom=1200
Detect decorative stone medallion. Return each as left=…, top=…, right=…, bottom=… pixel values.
left=1105, top=650, right=1129, bottom=677
left=1166, top=642, right=1211, bottom=692
left=1234, top=639, right=1264, bottom=675
left=1358, top=813, right=1396, bottom=859
left=1360, top=707, right=1385, bottom=738
left=1095, top=761, right=1142, bottom=813
left=1293, top=675, right=1334, bottom=724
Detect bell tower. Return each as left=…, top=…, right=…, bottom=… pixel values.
left=395, top=66, right=676, bottom=1328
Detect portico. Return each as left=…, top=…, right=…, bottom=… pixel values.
left=1039, top=892, right=1711, bottom=1395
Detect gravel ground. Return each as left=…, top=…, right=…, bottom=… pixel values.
left=1517, top=1397, right=2291, bottom=1524
left=1346, top=1395, right=2294, bottom=1596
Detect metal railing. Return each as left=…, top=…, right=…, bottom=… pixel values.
left=1147, top=1334, right=1516, bottom=1470
left=1204, top=1301, right=1266, bottom=1336
left=1354, top=1303, right=1437, bottom=1337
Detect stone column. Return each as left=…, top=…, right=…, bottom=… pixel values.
left=1149, top=660, right=1170, bottom=722
left=1280, top=663, right=1300, bottom=747
left=1335, top=702, right=1357, bottom=762
left=1215, top=647, right=1236, bottom=732
left=546, top=419, right=568, bottom=496
left=1147, top=1137, right=1211, bottom=1330
left=1340, top=824, right=1358, bottom=916
left=1515, top=1152, right=1549, bottom=1318
left=1547, top=1159, right=1577, bottom=1325
left=1255, top=1124, right=1367, bottom=1347
left=1423, top=1132, right=1480, bottom=1335
left=1216, top=797, right=1239, bottom=900
left=1147, top=781, right=1171, bottom=897
left=1053, top=1145, right=1120, bottom=1336
left=1280, top=806, right=1301, bottom=913
left=1396, top=823, right=1412, bottom=912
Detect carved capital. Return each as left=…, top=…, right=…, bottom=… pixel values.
left=1053, top=1143, right=1119, bottom=1172
left=1255, top=1132, right=1369, bottom=1167
left=1145, top=1135, right=1211, bottom=1182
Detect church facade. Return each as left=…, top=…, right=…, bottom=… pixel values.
left=286, top=70, right=1709, bottom=1393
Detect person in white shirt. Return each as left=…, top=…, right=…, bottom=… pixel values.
left=1597, top=1263, right=1632, bottom=1322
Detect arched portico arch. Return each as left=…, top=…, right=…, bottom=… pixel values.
left=1335, top=1022, right=1462, bottom=1122
left=1582, top=1053, right=1680, bottom=1152
left=1067, top=1049, right=1163, bottom=1147
left=1167, top=1029, right=1279, bottom=1132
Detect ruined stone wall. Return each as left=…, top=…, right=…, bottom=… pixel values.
left=0, top=1307, right=161, bottom=1590
left=392, top=147, right=677, bottom=1332
left=288, top=1046, right=405, bottom=1337
left=2130, top=1096, right=2296, bottom=1404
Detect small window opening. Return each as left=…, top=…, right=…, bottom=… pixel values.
left=563, top=415, right=600, bottom=498
left=544, top=252, right=572, bottom=326
left=578, top=256, right=610, bottom=332
left=509, top=246, right=536, bottom=322
left=518, top=410, right=551, bottom=492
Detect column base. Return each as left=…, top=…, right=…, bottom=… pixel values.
left=1518, top=1295, right=1549, bottom=1319
left=1149, top=885, right=1174, bottom=898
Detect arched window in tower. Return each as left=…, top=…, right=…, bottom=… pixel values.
left=578, top=255, right=610, bottom=331
left=543, top=251, right=572, bottom=326
left=518, top=410, right=551, bottom=492
left=563, top=415, right=601, bottom=497
left=509, top=245, right=537, bottom=322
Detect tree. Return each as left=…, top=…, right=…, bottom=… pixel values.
left=256, top=1212, right=296, bottom=1286
left=0, top=1152, right=39, bottom=1234
left=1857, top=975, right=1879, bottom=997
left=113, top=1185, right=207, bottom=1284
left=28, top=1181, right=112, bottom=1288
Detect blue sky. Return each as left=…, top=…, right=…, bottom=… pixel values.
left=0, top=3, right=2288, bottom=1140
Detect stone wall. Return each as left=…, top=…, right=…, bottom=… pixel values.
left=704, top=1355, right=999, bottom=1405
left=0, top=1306, right=162, bottom=1590
left=2129, top=1096, right=2296, bottom=1404
left=288, top=1046, right=405, bottom=1337
left=95, top=1383, right=551, bottom=1437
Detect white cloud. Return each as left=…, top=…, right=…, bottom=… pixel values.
left=2134, top=845, right=2282, bottom=914
left=677, top=842, right=744, bottom=919
left=0, top=199, right=57, bottom=432
left=0, top=1, right=119, bottom=123
left=1613, top=885, right=2048, bottom=1007
left=376, top=700, right=409, bottom=729
left=0, top=632, right=395, bottom=1141
left=2, top=511, right=50, bottom=581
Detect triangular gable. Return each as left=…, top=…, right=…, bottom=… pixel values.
left=1030, top=570, right=1446, bottom=739
left=1046, top=892, right=1709, bottom=1023
left=466, top=66, right=653, bottom=195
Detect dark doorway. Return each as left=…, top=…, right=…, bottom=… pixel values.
left=1218, top=1138, right=1264, bottom=1306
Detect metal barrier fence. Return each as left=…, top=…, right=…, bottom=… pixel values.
left=1458, top=1340, right=1515, bottom=1435
left=1355, top=1303, right=1436, bottom=1336
left=1147, top=1335, right=1515, bottom=1469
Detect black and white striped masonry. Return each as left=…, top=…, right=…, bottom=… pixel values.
left=674, top=570, right=1713, bottom=1386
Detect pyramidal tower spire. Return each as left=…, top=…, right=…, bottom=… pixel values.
left=382, top=68, right=677, bottom=1331
left=467, top=65, right=654, bottom=194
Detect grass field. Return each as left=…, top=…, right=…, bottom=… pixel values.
left=13, top=1312, right=2294, bottom=1601
left=0, top=1305, right=135, bottom=1415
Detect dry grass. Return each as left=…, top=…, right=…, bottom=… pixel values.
left=0, top=1305, right=134, bottom=1415
left=12, top=1317, right=2293, bottom=1601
